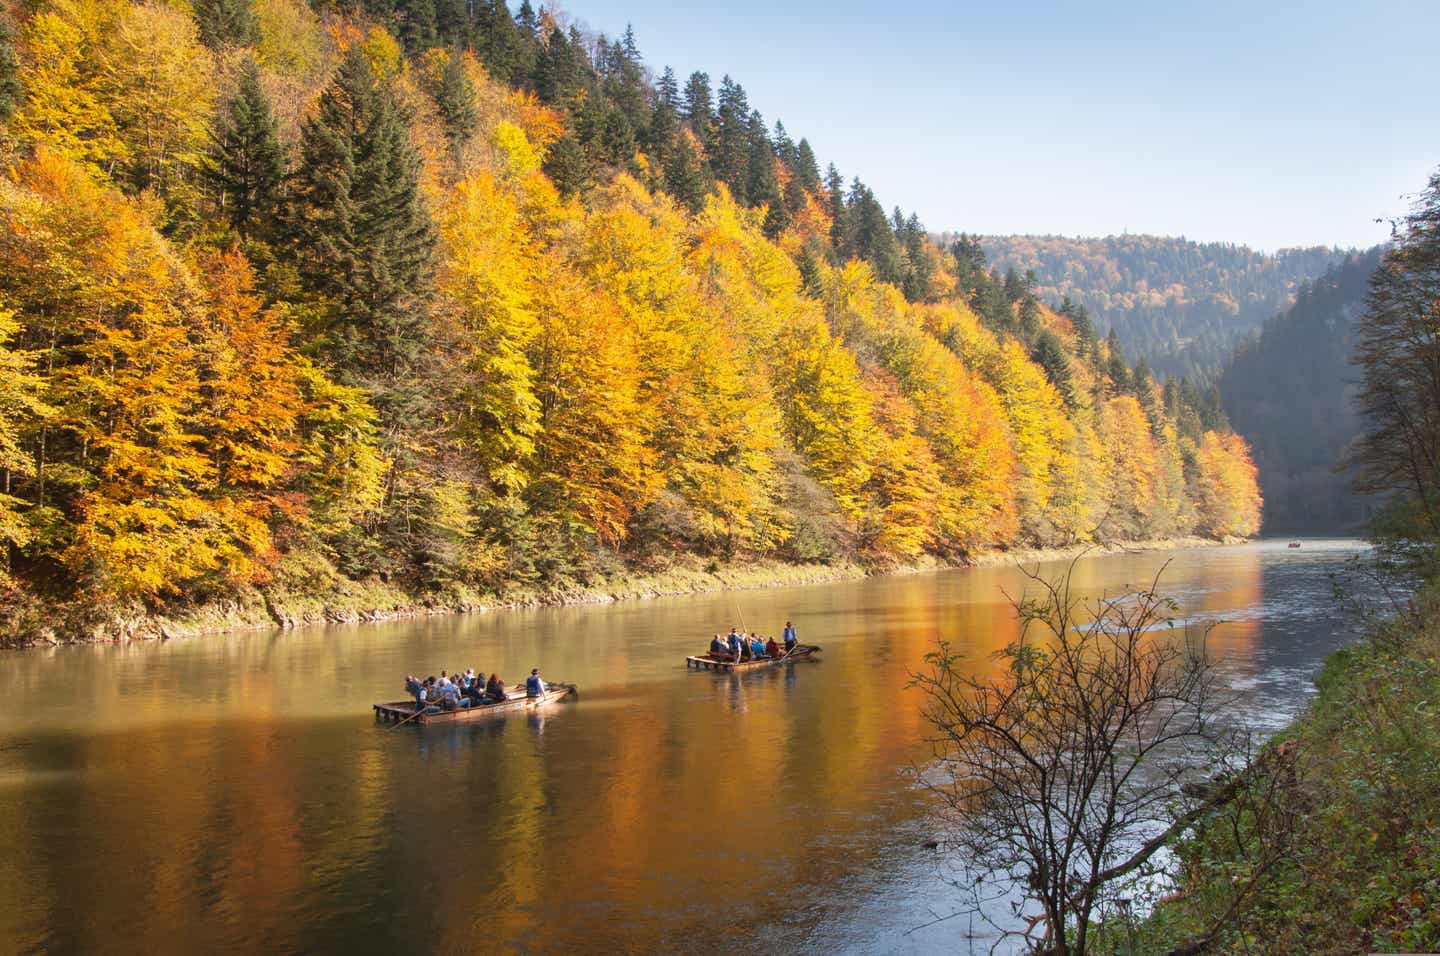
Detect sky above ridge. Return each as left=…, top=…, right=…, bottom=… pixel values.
left=553, top=0, right=1440, bottom=251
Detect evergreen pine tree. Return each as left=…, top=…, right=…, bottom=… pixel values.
left=207, top=56, right=285, bottom=243
left=397, top=0, right=439, bottom=52
left=620, top=24, right=641, bottom=62
left=655, top=66, right=679, bottom=109
left=711, top=76, right=751, bottom=201
left=898, top=211, right=932, bottom=301
left=795, top=138, right=821, bottom=191
left=1032, top=330, right=1077, bottom=408
left=290, top=47, right=436, bottom=397
left=516, top=0, right=539, bottom=38
left=1003, top=266, right=1027, bottom=302
left=797, top=245, right=824, bottom=296
left=646, top=70, right=680, bottom=166
left=543, top=134, right=592, bottom=196
left=664, top=134, right=708, bottom=213
left=950, top=234, right=987, bottom=290
left=0, top=22, right=21, bottom=127
left=1018, top=294, right=1042, bottom=342
left=194, top=0, right=259, bottom=49
left=825, top=164, right=847, bottom=258
left=746, top=111, right=785, bottom=232
left=479, top=0, right=526, bottom=83
left=847, top=180, right=903, bottom=284
left=772, top=120, right=797, bottom=167
left=434, top=0, right=466, bottom=46
left=974, top=273, right=1015, bottom=331
left=431, top=52, right=479, bottom=150
left=1106, top=329, right=1131, bottom=393
left=682, top=72, right=713, bottom=142
left=1064, top=298, right=1097, bottom=355
left=534, top=27, right=584, bottom=103
left=782, top=175, right=807, bottom=217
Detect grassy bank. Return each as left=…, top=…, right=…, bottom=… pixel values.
left=0, top=537, right=1228, bottom=649
left=1114, top=583, right=1440, bottom=954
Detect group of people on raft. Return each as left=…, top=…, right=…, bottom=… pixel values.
left=707, top=621, right=800, bottom=662
left=404, top=668, right=547, bottom=712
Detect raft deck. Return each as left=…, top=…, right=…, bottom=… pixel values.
left=685, top=645, right=820, bottom=671
left=374, top=684, right=576, bottom=725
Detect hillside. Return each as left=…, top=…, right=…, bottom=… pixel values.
left=1221, top=251, right=1384, bottom=533
left=975, top=234, right=1352, bottom=380
left=0, top=0, right=1261, bottom=638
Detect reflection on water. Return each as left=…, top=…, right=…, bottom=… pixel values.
left=0, top=540, right=1373, bottom=953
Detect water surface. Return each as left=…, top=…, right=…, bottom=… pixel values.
left=0, top=540, right=1372, bottom=953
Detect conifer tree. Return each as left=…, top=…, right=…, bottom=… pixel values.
left=1018, top=294, right=1042, bottom=342
left=745, top=111, right=785, bottom=235
left=772, top=120, right=797, bottom=167
left=782, top=175, right=807, bottom=217
left=543, top=134, right=591, bottom=196
left=1032, top=330, right=1076, bottom=408
left=794, top=138, right=820, bottom=191
left=846, top=181, right=903, bottom=283
left=431, top=51, right=479, bottom=150
left=397, top=0, right=439, bottom=52
left=620, top=24, right=641, bottom=62
left=194, top=0, right=259, bottom=49
left=0, top=21, right=20, bottom=127
left=207, top=56, right=284, bottom=243
left=290, top=47, right=435, bottom=397
left=478, top=0, right=526, bottom=83
left=1106, top=329, right=1131, bottom=393
left=434, top=0, right=467, bottom=46
left=682, top=71, right=713, bottom=141
left=533, top=27, right=585, bottom=103
left=516, top=0, right=539, bottom=38
left=664, top=134, right=707, bottom=213
left=711, top=75, right=751, bottom=200
left=825, top=164, right=847, bottom=258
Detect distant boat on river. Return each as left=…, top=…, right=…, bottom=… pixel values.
left=1288, top=541, right=1302, bottom=548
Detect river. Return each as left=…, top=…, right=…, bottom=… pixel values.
left=0, top=539, right=1376, bottom=954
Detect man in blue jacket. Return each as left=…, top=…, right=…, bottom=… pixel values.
left=525, top=668, right=546, bottom=698
left=782, top=621, right=798, bottom=652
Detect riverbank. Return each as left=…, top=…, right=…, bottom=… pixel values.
left=0, top=536, right=1230, bottom=649
left=1110, top=580, right=1440, bottom=954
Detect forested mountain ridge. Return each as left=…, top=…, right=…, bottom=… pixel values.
left=0, top=0, right=1261, bottom=636
left=974, top=234, right=1354, bottom=380
left=1219, top=250, right=1383, bottom=533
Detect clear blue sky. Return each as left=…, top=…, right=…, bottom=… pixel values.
left=554, top=0, right=1439, bottom=251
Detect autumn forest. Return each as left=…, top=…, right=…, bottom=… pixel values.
left=0, top=0, right=1262, bottom=635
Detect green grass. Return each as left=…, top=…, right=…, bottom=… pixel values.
left=1114, top=585, right=1440, bottom=954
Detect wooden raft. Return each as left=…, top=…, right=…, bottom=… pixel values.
left=374, top=684, right=576, bottom=725
left=685, top=645, right=821, bottom=671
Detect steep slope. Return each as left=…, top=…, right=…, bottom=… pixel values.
left=975, top=234, right=1352, bottom=380
left=0, top=0, right=1262, bottom=633
left=1219, top=251, right=1383, bottom=533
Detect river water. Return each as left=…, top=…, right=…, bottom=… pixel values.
left=0, top=540, right=1374, bottom=954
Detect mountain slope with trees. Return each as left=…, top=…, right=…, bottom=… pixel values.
left=0, top=0, right=1261, bottom=640
left=1219, top=250, right=1383, bottom=533
left=975, top=234, right=1353, bottom=380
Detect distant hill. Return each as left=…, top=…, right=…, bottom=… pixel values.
left=1219, top=250, right=1384, bottom=533
left=974, top=234, right=1354, bottom=381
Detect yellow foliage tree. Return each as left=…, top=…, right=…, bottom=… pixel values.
left=1194, top=431, right=1262, bottom=538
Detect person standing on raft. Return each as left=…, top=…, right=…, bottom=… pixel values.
left=525, top=668, right=546, bottom=698
left=782, top=621, right=798, bottom=652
